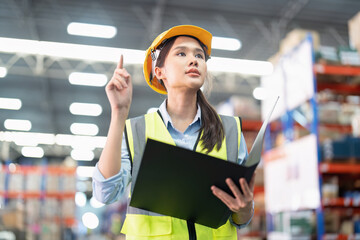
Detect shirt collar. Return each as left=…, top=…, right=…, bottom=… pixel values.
left=158, top=99, right=202, bottom=128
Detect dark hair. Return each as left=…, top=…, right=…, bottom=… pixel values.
left=155, top=36, right=224, bottom=153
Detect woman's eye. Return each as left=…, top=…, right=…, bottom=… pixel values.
left=196, top=54, right=204, bottom=59
left=177, top=52, right=186, bottom=56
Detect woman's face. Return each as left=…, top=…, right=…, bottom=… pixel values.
left=155, top=36, right=207, bottom=94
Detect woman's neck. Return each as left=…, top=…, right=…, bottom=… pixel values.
left=166, top=91, right=198, bottom=133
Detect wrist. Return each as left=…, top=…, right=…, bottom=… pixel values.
left=111, top=107, right=129, bottom=119
left=231, top=201, right=254, bottom=225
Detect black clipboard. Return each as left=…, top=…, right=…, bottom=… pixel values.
left=129, top=97, right=279, bottom=228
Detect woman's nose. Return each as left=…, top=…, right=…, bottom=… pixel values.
left=189, top=57, right=198, bottom=67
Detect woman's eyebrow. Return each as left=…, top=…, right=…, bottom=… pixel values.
left=173, top=46, right=204, bottom=53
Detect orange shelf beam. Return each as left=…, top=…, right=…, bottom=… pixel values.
left=319, top=163, right=360, bottom=174
left=242, top=120, right=280, bottom=131
left=319, top=123, right=352, bottom=134
left=315, top=63, right=360, bottom=76
left=323, top=234, right=360, bottom=240
left=317, top=82, right=360, bottom=95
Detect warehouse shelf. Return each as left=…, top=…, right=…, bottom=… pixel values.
left=314, top=63, right=360, bottom=76
left=319, top=123, right=353, bottom=134
left=323, top=198, right=360, bottom=208
left=323, top=234, right=360, bottom=240
left=242, top=119, right=280, bottom=131
left=317, top=82, right=360, bottom=95
left=263, top=35, right=360, bottom=239
left=319, top=163, right=360, bottom=174
left=0, top=163, right=77, bottom=240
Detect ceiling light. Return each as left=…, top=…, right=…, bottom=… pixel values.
left=69, top=102, right=103, bottom=116
left=0, top=98, right=22, bottom=110
left=207, top=57, right=273, bottom=76
left=21, top=146, right=44, bottom=158
left=212, top=36, right=242, bottom=51
left=0, top=37, right=144, bottom=64
left=0, top=37, right=272, bottom=76
left=70, top=123, right=99, bottom=136
left=0, top=131, right=55, bottom=145
left=82, top=212, right=99, bottom=229
left=77, top=166, right=95, bottom=178
left=69, top=72, right=107, bottom=87
left=75, top=192, right=87, bottom=207
left=0, top=67, right=7, bottom=78
left=253, top=87, right=268, bottom=100
left=4, top=119, right=32, bottom=131
left=67, top=22, right=117, bottom=39
left=71, top=149, right=94, bottom=161
left=55, top=134, right=106, bottom=148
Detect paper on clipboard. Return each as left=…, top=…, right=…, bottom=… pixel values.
left=245, top=96, right=279, bottom=167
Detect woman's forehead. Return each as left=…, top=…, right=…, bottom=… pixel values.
left=171, top=36, right=203, bottom=50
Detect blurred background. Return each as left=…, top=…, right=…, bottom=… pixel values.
left=0, top=0, right=360, bottom=239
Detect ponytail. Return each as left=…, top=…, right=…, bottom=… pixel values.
left=197, top=90, right=224, bottom=153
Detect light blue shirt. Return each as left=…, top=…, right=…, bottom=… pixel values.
left=92, top=100, right=253, bottom=228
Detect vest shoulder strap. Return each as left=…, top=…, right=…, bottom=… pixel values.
left=218, top=114, right=242, bottom=163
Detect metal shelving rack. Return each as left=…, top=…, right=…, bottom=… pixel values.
left=262, top=34, right=360, bottom=239
left=314, top=63, right=360, bottom=240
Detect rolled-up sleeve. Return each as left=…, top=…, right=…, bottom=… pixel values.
left=92, top=136, right=132, bottom=204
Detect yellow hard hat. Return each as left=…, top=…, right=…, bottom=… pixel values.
left=143, top=25, right=212, bottom=94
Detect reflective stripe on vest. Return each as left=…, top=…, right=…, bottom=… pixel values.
left=122, top=111, right=242, bottom=240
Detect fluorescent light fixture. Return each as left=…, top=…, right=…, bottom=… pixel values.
left=75, top=192, right=87, bottom=207
left=69, top=102, right=103, bottom=116
left=70, top=123, right=99, bottom=136
left=0, top=132, right=55, bottom=146
left=71, top=149, right=94, bottom=161
left=253, top=87, right=268, bottom=100
left=77, top=166, right=95, bottom=178
left=0, top=37, right=272, bottom=76
left=0, top=97, right=22, bottom=110
left=90, top=196, right=105, bottom=208
left=207, top=57, right=273, bottom=76
left=82, top=212, right=99, bottom=229
left=55, top=134, right=106, bottom=148
left=69, top=72, right=107, bottom=87
left=4, top=119, right=32, bottom=131
left=67, top=22, right=117, bottom=39
left=212, top=36, right=241, bottom=51
left=21, top=146, right=44, bottom=158
left=0, top=67, right=7, bottom=78
left=0, top=37, right=144, bottom=64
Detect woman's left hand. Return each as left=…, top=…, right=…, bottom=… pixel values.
left=211, top=173, right=255, bottom=220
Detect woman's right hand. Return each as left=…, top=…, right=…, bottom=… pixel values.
left=105, top=55, right=133, bottom=114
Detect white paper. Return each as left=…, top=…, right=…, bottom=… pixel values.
left=245, top=96, right=279, bottom=167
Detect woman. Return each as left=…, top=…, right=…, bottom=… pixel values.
left=92, top=25, right=255, bottom=240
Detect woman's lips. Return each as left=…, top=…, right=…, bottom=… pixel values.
left=186, top=68, right=200, bottom=76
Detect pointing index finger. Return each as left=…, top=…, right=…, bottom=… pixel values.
left=117, top=54, right=123, bottom=69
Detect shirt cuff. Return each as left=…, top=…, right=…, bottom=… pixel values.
left=229, top=200, right=255, bottom=229
left=92, top=163, right=130, bottom=204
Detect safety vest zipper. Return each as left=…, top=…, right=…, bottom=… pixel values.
left=187, top=220, right=197, bottom=240
left=187, top=133, right=201, bottom=240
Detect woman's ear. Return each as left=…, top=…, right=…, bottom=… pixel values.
left=154, top=66, right=166, bottom=80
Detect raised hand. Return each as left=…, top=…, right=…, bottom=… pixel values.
left=105, top=55, right=133, bottom=114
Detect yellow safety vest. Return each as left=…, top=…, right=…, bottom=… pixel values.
left=121, top=111, right=242, bottom=240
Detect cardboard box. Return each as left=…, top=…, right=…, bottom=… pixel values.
left=348, top=12, right=360, bottom=52
left=280, top=29, right=320, bottom=55
left=1, top=210, right=24, bottom=230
